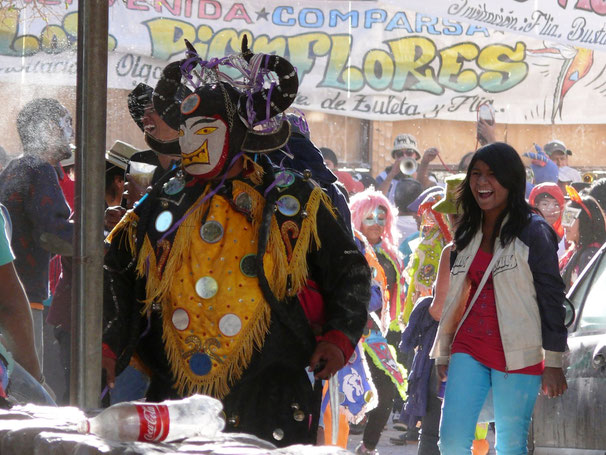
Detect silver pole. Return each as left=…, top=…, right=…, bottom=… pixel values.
left=71, top=0, right=108, bottom=409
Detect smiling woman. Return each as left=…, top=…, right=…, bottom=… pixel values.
left=431, top=142, right=569, bottom=455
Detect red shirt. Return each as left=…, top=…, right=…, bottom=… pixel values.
left=452, top=248, right=543, bottom=375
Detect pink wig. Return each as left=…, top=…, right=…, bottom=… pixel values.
left=350, top=188, right=400, bottom=251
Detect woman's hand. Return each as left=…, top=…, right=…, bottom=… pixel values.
left=541, top=366, right=567, bottom=398
left=477, top=119, right=497, bottom=145
left=437, top=364, right=449, bottom=382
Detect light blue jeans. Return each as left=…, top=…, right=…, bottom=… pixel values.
left=439, top=353, right=541, bottom=455
left=8, top=362, right=56, bottom=406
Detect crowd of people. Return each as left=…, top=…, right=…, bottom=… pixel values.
left=0, top=38, right=601, bottom=455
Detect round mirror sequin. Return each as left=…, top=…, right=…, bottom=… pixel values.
left=195, top=276, right=218, bottom=299
left=234, top=192, right=252, bottom=212
left=172, top=308, right=190, bottom=331
left=276, top=171, right=295, bottom=188
left=239, top=254, right=257, bottom=278
left=272, top=428, right=284, bottom=441
left=276, top=195, right=300, bottom=217
left=155, top=211, right=173, bottom=232
left=200, top=220, right=224, bottom=243
left=293, top=410, right=305, bottom=422
left=227, top=415, right=240, bottom=427
left=189, top=352, right=212, bottom=376
left=181, top=93, right=200, bottom=115
left=163, top=176, right=185, bottom=195
left=219, top=314, right=242, bottom=337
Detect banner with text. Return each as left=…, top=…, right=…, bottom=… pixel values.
left=0, top=1, right=604, bottom=124
left=385, top=0, right=606, bottom=52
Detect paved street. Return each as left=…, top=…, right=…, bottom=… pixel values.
left=345, top=422, right=497, bottom=454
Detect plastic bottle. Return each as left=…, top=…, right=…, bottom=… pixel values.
left=78, top=394, right=225, bottom=442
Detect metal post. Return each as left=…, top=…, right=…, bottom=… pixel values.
left=71, top=0, right=108, bottom=409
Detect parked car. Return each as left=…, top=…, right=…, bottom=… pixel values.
left=530, top=243, right=606, bottom=454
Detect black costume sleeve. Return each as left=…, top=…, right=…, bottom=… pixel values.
left=307, top=201, right=370, bottom=350
left=102, top=219, right=144, bottom=372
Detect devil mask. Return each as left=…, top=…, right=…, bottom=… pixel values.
left=153, top=37, right=299, bottom=178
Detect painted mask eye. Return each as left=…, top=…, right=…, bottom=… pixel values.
left=195, top=127, right=217, bottom=135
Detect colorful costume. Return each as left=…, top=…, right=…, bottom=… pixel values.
left=103, top=39, right=369, bottom=446
left=403, top=191, right=451, bottom=323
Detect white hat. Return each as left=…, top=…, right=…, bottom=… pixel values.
left=558, top=166, right=581, bottom=183
left=106, top=140, right=140, bottom=170
left=392, top=133, right=420, bottom=159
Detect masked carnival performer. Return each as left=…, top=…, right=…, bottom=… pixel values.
left=349, top=189, right=407, bottom=455
left=102, top=39, right=370, bottom=446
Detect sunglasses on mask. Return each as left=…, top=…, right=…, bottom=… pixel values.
left=561, top=207, right=581, bottom=228
left=363, top=208, right=387, bottom=226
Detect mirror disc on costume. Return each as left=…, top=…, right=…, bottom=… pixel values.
left=155, top=211, right=173, bottom=232
left=239, top=254, right=257, bottom=277
left=200, top=220, right=224, bottom=243
left=163, top=176, right=185, bottom=195
left=181, top=94, right=201, bottom=115
left=195, top=276, right=218, bottom=299
left=189, top=353, right=212, bottom=376
left=293, top=410, right=305, bottom=422
left=276, top=195, right=300, bottom=217
left=272, top=428, right=284, bottom=441
left=276, top=171, right=295, bottom=188
left=234, top=192, right=253, bottom=212
left=227, top=415, right=240, bottom=427
left=172, top=308, right=190, bottom=331
left=219, top=314, right=242, bottom=337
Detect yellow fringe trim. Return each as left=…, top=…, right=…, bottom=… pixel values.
left=163, top=296, right=271, bottom=399
left=105, top=210, right=139, bottom=254
left=136, top=185, right=212, bottom=311
left=267, top=216, right=289, bottom=299
left=129, top=179, right=339, bottom=396
left=270, top=187, right=337, bottom=299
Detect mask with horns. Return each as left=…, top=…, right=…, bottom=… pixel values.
left=152, top=36, right=299, bottom=178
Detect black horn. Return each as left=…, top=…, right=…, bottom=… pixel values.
left=238, top=35, right=299, bottom=123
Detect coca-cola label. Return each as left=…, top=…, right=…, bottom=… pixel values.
left=136, top=404, right=170, bottom=442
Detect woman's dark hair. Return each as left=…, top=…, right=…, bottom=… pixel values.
left=588, top=178, right=606, bottom=215
left=569, top=195, right=606, bottom=249
left=457, top=151, right=475, bottom=172
left=454, top=142, right=533, bottom=251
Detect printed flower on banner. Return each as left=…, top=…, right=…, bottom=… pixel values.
left=528, top=42, right=594, bottom=123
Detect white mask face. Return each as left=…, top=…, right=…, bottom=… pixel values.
left=179, top=115, right=228, bottom=177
